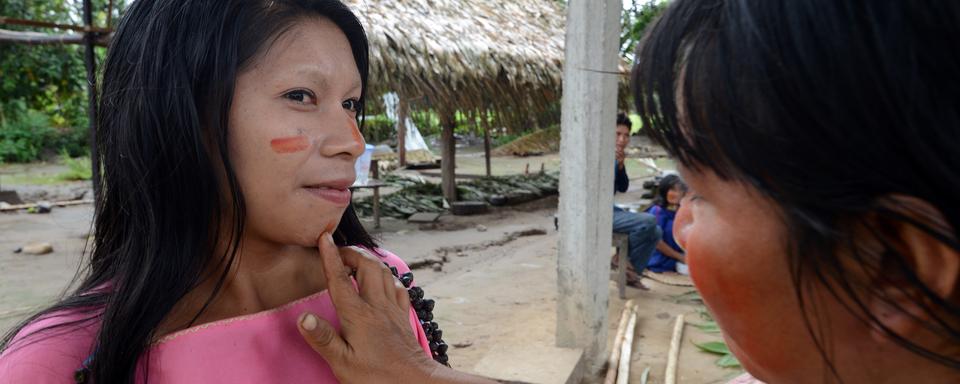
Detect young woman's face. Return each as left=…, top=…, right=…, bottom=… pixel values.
left=665, top=184, right=685, bottom=206
left=228, top=18, right=364, bottom=247
left=673, top=167, right=911, bottom=383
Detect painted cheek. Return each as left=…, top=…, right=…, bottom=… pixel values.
left=270, top=135, right=310, bottom=154
left=349, top=119, right=365, bottom=148
left=685, top=234, right=790, bottom=374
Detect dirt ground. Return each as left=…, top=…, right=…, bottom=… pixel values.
left=0, top=145, right=742, bottom=383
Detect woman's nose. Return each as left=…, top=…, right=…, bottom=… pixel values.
left=320, top=115, right=365, bottom=159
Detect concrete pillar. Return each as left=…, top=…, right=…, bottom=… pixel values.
left=556, top=0, right=621, bottom=371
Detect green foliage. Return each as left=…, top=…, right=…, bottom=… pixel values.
left=0, top=0, right=127, bottom=163
left=691, top=320, right=722, bottom=334
left=410, top=110, right=441, bottom=137
left=492, top=132, right=522, bottom=147
left=621, top=1, right=671, bottom=60
left=694, top=341, right=730, bottom=355
left=0, top=106, right=53, bottom=162
left=694, top=340, right=742, bottom=368
left=57, top=148, right=92, bottom=181
left=692, top=309, right=743, bottom=369
left=362, top=114, right=395, bottom=144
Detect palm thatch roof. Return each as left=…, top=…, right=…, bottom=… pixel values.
left=347, top=0, right=569, bottom=130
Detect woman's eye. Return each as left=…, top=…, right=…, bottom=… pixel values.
left=342, top=98, right=362, bottom=113
left=283, top=90, right=315, bottom=105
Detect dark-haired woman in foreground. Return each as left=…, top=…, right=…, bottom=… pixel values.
left=300, top=1, right=960, bottom=383
left=0, top=1, right=460, bottom=383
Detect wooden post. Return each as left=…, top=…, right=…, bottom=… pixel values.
left=82, top=0, right=100, bottom=201
left=397, top=94, right=408, bottom=167
left=440, top=110, right=457, bottom=203
left=483, top=122, right=492, bottom=177
left=371, top=160, right=381, bottom=229
left=556, top=0, right=622, bottom=372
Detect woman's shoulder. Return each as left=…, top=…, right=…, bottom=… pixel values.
left=372, top=247, right=412, bottom=275
left=0, top=309, right=100, bottom=383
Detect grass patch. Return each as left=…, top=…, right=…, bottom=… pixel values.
left=2, top=173, right=64, bottom=185
left=57, top=149, right=92, bottom=181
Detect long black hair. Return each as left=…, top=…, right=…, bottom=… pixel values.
left=633, top=0, right=960, bottom=376
left=1, top=1, right=375, bottom=382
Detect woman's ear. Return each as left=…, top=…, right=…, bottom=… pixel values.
left=865, top=196, right=960, bottom=344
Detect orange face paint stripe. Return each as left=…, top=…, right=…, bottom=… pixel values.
left=349, top=120, right=365, bottom=146
left=270, top=136, right=310, bottom=154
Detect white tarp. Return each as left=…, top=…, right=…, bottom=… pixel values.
left=382, top=92, right=431, bottom=153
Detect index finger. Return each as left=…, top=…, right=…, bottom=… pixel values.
left=317, top=232, right=362, bottom=311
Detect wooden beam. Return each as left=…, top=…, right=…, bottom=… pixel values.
left=440, top=110, right=457, bottom=203
left=0, top=28, right=109, bottom=46
left=0, top=16, right=109, bottom=33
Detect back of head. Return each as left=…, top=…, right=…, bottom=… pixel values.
left=633, top=0, right=960, bottom=378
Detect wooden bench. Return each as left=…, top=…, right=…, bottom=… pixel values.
left=612, top=233, right=630, bottom=299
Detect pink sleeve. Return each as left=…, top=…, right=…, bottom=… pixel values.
left=728, top=373, right=765, bottom=384
left=374, top=248, right=432, bottom=358
left=0, top=312, right=99, bottom=384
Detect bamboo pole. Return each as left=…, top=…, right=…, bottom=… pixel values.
left=603, top=300, right=636, bottom=384
left=664, top=314, right=685, bottom=384
left=616, top=308, right=638, bottom=384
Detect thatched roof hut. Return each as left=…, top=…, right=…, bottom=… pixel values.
left=347, top=0, right=568, bottom=130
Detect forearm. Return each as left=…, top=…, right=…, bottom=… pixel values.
left=418, top=362, right=498, bottom=384
left=656, top=241, right=685, bottom=263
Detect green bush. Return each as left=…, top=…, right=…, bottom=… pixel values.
left=0, top=100, right=89, bottom=163
left=362, top=114, right=395, bottom=144
left=493, top=132, right=522, bottom=147
left=57, top=148, right=92, bottom=181
left=0, top=108, right=55, bottom=162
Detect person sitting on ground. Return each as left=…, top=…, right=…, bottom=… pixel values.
left=644, top=174, right=688, bottom=274
left=611, top=112, right=661, bottom=288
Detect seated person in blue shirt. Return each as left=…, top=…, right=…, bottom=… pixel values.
left=645, top=174, right=688, bottom=272
left=612, top=113, right=661, bottom=288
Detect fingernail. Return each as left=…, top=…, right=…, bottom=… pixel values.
left=301, top=313, right=318, bottom=331
left=324, top=232, right=335, bottom=246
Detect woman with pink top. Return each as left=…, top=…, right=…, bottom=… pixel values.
left=0, top=1, right=459, bottom=382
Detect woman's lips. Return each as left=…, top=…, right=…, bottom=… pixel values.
left=304, top=186, right=351, bottom=206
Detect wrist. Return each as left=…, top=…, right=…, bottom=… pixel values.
left=404, top=354, right=445, bottom=384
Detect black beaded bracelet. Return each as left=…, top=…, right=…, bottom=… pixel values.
left=390, top=268, right=451, bottom=367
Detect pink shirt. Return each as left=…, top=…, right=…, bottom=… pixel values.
left=0, top=249, right=430, bottom=383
